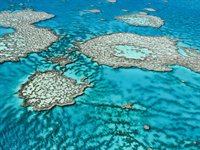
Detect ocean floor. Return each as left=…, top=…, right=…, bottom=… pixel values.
left=0, top=0, right=200, bottom=149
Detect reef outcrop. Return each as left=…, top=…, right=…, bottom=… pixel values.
left=77, top=33, right=200, bottom=72
left=0, top=9, right=58, bottom=63
left=144, top=8, right=156, bottom=12
left=18, top=70, right=90, bottom=111
left=48, top=55, right=75, bottom=67
left=116, top=13, right=164, bottom=28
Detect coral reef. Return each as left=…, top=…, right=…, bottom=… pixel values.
left=18, top=70, right=90, bottom=111
left=83, top=9, right=101, bottom=13
left=48, top=55, right=75, bottom=67
left=107, top=0, right=117, bottom=3
left=77, top=33, right=200, bottom=72
left=116, top=13, right=164, bottom=28
left=0, top=9, right=58, bottom=63
left=144, top=8, right=156, bottom=12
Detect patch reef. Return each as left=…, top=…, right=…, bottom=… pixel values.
left=19, top=70, right=90, bottom=111
left=48, top=55, right=75, bottom=67
left=77, top=33, right=200, bottom=72
left=116, top=13, right=164, bottom=28
left=144, top=8, right=156, bottom=12
left=0, top=9, right=58, bottom=63
left=83, top=9, right=101, bottom=13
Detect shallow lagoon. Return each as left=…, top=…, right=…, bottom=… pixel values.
left=114, top=45, right=151, bottom=59
left=0, top=0, right=200, bottom=149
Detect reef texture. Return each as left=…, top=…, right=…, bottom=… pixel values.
left=116, top=13, right=164, bottom=28
left=78, top=33, right=200, bottom=72
left=48, top=55, right=75, bottom=67
left=107, top=0, right=117, bottom=3
left=18, top=70, right=90, bottom=111
left=0, top=9, right=58, bottom=63
left=144, top=8, right=156, bottom=12
left=83, top=9, right=101, bottom=13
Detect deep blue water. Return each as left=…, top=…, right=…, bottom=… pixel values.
left=0, top=0, right=200, bottom=149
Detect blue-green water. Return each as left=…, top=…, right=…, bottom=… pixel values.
left=0, top=0, right=200, bottom=149
left=114, top=45, right=151, bottom=59
left=0, top=27, right=15, bottom=37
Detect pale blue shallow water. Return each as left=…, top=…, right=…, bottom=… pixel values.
left=0, top=27, right=15, bottom=37
left=0, top=0, right=200, bottom=149
left=114, top=45, right=151, bottom=59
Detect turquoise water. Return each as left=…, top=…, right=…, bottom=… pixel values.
left=114, top=45, right=151, bottom=59
left=0, top=27, right=15, bottom=37
left=0, top=0, right=200, bottom=149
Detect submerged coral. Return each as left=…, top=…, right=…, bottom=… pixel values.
left=144, top=8, right=156, bottom=12
left=0, top=9, right=58, bottom=63
left=107, top=0, right=117, bottom=3
left=83, top=9, right=101, bottom=13
left=18, top=70, right=90, bottom=111
left=77, top=33, right=200, bottom=72
left=47, top=55, right=75, bottom=67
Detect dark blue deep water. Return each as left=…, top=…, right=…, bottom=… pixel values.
left=0, top=0, right=200, bottom=149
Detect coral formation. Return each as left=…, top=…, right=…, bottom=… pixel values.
left=18, top=70, right=90, bottom=111
left=107, top=0, right=117, bottom=3
left=116, top=13, right=164, bottom=28
left=77, top=33, right=200, bottom=72
left=144, top=8, right=156, bottom=12
left=83, top=9, right=101, bottom=13
left=0, top=9, right=58, bottom=63
left=48, top=55, right=75, bottom=67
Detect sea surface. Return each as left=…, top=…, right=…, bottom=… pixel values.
left=0, top=0, right=200, bottom=149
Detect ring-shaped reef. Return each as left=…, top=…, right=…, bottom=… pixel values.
left=77, top=33, right=200, bottom=72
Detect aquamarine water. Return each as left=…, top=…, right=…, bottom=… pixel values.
left=0, top=0, right=200, bottom=149
left=0, top=27, right=14, bottom=37
left=114, top=45, right=151, bottom=59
